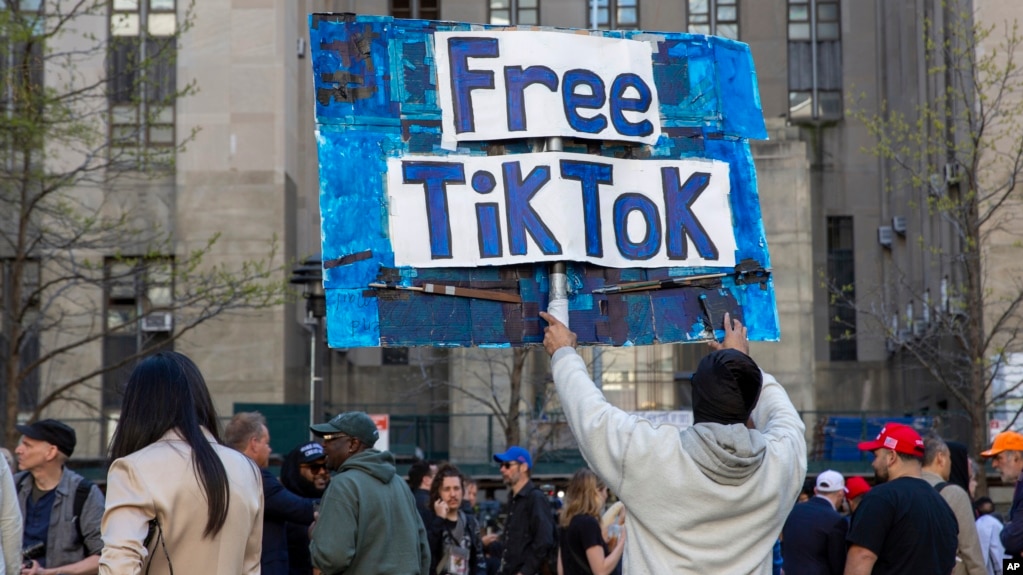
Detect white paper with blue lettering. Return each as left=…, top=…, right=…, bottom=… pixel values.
left=434, top=31, right=662, bottom=149
left=386, top=152, right=734, bottom=269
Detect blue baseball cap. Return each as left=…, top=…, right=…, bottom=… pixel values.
left=493, top=446, right=532, bottom=468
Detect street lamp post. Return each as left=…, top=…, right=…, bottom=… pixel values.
left=290, top=255, right=326, bottom=437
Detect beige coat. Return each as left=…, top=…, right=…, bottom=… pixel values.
left=922, top=470, right=986, bottom=575
left=99, top=428, right=264, bottom=575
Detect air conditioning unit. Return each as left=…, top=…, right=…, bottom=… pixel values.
left=878, top=226, right=894, bottom=248
left=912, top=321, right=927, bottom=338
left=944, top=162, right=961, bottom=185
left=886, top=337, right=899, bottom=354
left=141, top=312, right=173, bottom=332
left=947, top=296, right=968, bottom=319
left=892, top=216, right=907, bottom=235
left=928, top=173, right=945, bottom=196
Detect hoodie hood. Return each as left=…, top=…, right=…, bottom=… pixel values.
left=339, top=449, right=397, bottom=484
left=280, top=444, right=326, bottom=498
left=678, top=422, right=766, bottom=485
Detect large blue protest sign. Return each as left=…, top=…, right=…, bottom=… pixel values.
left=310, top=13, right=778, bottom=348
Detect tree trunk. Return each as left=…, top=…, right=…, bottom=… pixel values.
left=504, top=348, right=528, bottom=447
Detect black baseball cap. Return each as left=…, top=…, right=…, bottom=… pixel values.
left=17, top=419, right=76, bottom=457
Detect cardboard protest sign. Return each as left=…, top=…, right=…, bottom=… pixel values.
left=310, top=13, right=777, bottom=348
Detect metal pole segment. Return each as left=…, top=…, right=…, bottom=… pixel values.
left=545, top=137, right=569, bottom=328
left=309, top=317, right=317, bottom=439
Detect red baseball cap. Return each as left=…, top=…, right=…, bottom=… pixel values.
left=857, top=423, right=925, bottom=456
left=844, top=476, right=871, bottom=500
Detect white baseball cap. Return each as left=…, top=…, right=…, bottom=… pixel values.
left=815, top=470, right=845, bottom=493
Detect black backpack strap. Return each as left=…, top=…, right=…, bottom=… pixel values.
left=934, top=481, right=949, bottom=494
left=73, top=478, right=93, bottom=542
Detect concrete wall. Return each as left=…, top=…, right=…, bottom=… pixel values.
left=976, top=1, right=1023, bottom=390
left=750, top=121, right=815, bottom=413
left=173, top=0, right=290, bottom=419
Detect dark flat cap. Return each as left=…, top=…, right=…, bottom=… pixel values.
left=16, top=419, right=76, bottom=457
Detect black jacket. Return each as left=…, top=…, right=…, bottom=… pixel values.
left=261, top=467, right=317, bottom=575
left=498, top=481, right=555, bottom=575
left=279, top=448, right=326, bottom=575
left=428, top=510, right=487, bottom=575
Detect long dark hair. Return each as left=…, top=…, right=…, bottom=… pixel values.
left=109, top=351, right=230, bottom=537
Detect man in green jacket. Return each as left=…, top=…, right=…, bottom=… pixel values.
left=309, top=412, right=430, bottom=575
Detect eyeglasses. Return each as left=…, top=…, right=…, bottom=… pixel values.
left=322, top=432, right=353, bottom=443
left=302, top=463, right=327, bottom=473
left=500, top=461, right=520, bottom=470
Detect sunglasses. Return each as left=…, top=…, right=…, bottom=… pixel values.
left=302, top=463, right=327, bottom=473
left=322, top=432, right=353, bottom=443
left=500, top=461, right=520, bottom=469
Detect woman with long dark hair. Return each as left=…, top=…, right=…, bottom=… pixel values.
left=98, top=351, right=263, bottom=575
left=558, top=469, right=625, bottom=575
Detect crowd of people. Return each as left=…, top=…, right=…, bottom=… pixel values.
left=0, top=314, right=1019, bottom=574
left=775, top=425, right=1023, bottom=575
left=0, top=348, right=630, bottom=575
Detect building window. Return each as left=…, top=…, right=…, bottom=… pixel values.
left=102, top=257, right=174, bottom=409
left=827, top=216, right=856, bottom=361
left=586, top=0, right=638, bottom=30
left=382, top=348, right=410, bottom=365
left=0, top=259, right=40, bottom=411
left=687, top=0, right=738, bottom=40
left=597, top=345, right=676, bottom=410
left=391, top=0, right=439, bottom=20
left=788, top=0, right=842, bottom=121
left=108, top=0, right=178, bottom=165
left=0, top=1, right=44, bottom=166
left=489, top=0, right=538, bottom=25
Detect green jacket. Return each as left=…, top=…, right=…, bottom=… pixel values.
left=310, top=449, right=430, bottom=575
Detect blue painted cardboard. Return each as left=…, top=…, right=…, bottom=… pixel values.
left=310, top=13, right=778, bottom=348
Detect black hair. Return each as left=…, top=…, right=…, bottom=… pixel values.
left=800, top=476, right=815, bottom=499
left=974, top=496, right=995, bottom=516
left=108, top=351, right=230, bottom=538
left=409, top=458, right=433, bottom=489
left=895, top=450, right=924, bottom=464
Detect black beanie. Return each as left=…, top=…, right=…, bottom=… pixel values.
left=691, top=349, right=763, bottom=425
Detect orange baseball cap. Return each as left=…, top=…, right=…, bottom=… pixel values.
left=981, top=431, right=1023, bottom=457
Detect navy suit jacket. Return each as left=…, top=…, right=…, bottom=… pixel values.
left=781, top=496, right=848, bottom=575
left=261, top=467, right=317, bottom=575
